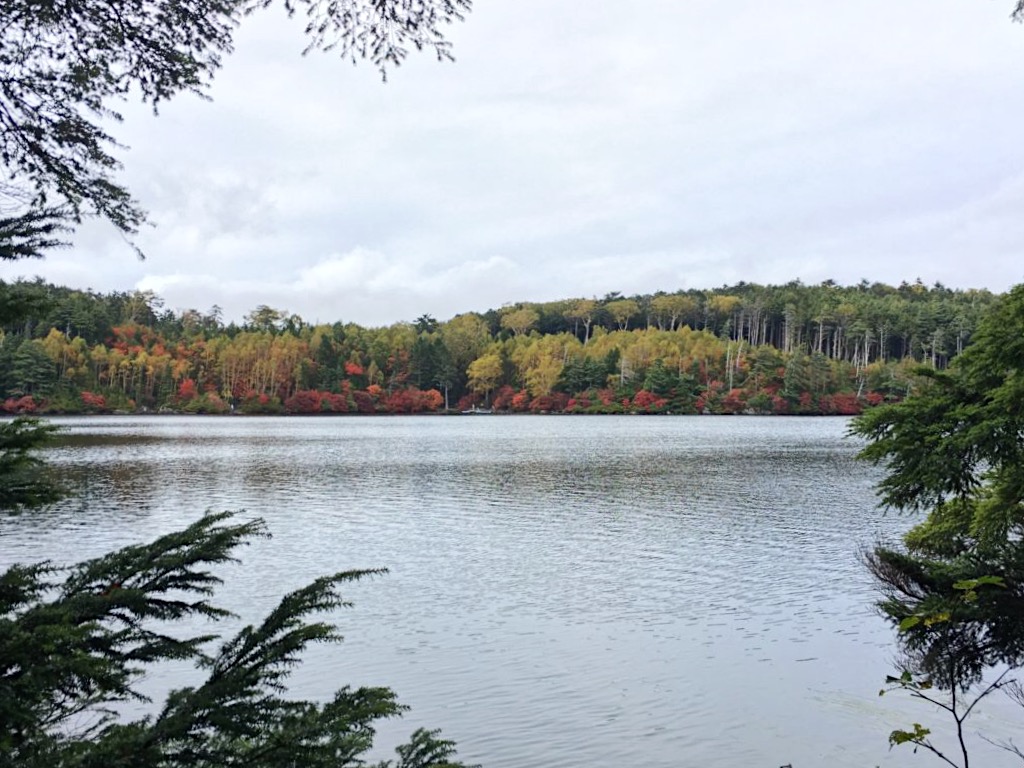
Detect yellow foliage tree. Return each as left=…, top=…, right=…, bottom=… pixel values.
left=467, top=351, right=503, bottom=402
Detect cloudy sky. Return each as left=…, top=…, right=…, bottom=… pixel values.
left=4, top=0, right=1024, bottom=326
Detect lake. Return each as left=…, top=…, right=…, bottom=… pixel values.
left=0, top=415, right=1017, bottom=766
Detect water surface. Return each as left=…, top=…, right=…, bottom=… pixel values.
left=1, top=415, right=1016, bottom=766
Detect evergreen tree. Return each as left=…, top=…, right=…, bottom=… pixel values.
left=10, top=341, right=57, bottom=396
left=642, top=359, right=675, bottom=397
left=555, top=358, right=585, bottom=394
left=0, top=280, right=55, bottom=330
left=431, top=344, right=457, bottom=410
left=581, top=357, right=609, bottom=391
left=853, top=284, right=1024, bottom=760
left=410, top=336, right=438, bottom=390
left=0, top=512, right=471, bottom=768
left=313, top=334, right=341, bottom=391
left=0, top=418, right=64, bottom=512
left=782, top=351, right=810, bottom=403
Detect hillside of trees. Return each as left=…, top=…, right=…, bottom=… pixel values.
left=0, top=278, right=999, bottom=417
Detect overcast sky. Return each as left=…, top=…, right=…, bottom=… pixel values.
left=3, top=0, right=1024, bottom=326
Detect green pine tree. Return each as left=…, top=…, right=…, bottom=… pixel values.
left=853, top=284, right=1024, bottom=765
left=0, top=418, right=64, bottom=512
left=0, top=512, right=472, bottom=768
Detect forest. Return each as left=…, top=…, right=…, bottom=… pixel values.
left=0, top=277, right=999, bottom=417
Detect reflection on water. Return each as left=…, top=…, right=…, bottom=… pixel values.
left=1, top=415, right=1016, bottom=767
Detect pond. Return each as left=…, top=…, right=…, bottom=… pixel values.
left=1, top=415, right=1017, bottom=766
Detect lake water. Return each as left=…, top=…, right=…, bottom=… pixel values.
left=1, top=415, right=1017, bottom=767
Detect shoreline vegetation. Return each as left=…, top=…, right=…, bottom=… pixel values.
left=0, top=277, right=999, bottom=419
left=6, top=407, right=868, bottom=417
left=2, top=411, right=864, bottom=417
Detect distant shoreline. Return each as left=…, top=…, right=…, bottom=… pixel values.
left=11, top=409, right=857, bottom=418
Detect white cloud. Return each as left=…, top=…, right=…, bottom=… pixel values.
left=3, top=0, right=1024, bottom=323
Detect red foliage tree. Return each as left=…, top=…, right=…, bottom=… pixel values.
left=351, top=390, right=376, bottom=413
left=177, top=378, right=198, bottom=401
left=284, top=390, right=322, bottom=414
left=825, top=393, right=863, bottom=415
left=383, top=389, right=416, bottom=414
left=720, top=388, right=747, bottom=414
left=567, top=394, right=591, bottom=412
left=418, top=389, right=444, bottom=411
left=319, top=392, right=350, bottom=413
left=529, top=392, right=569, bottom=413
left=798, top=391, right=815, bottom=413
left=509, top=390, right=531, bottom=412
left=80, top=391, right=108, bottom=412
left=3, top=396, right=38, bottom=413
left=631, top=389, right=668, bottom=413
left=491, top=385, right=517, bottom=411
left=381, top=388, right=446, bottom=413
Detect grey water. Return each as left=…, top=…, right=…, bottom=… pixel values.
left=1, top=415, right=1017, bottom=766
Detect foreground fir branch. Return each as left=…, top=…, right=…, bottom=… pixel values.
left=854, top=284, right=1024, bottom=764
left=0, top=417, right=64, bottom=512
left=0, top=511, right=471, bottom=768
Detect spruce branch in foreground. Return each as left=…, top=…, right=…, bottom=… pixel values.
left=0, top=510, right=472, bottom=768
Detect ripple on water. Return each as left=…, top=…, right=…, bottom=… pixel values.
left=3, top=415, right=1018, bottom=767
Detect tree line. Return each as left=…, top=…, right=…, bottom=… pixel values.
left=0, top=278, right=1000, bottom=416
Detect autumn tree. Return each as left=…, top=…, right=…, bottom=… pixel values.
left=466, top=350, right=502, bottom=404
left=605, top=299, right=639, bottom=331
left=440, top=313, right=490, bottom=399
left=650, top=294, right=696, bottom=331
left=509, top=333, right=578, bottom=397
left=499, top=307, right=539, bottom=338
left=564, top=299, right=598, bottom=344
left=704, top=294, right=741, bottom=338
